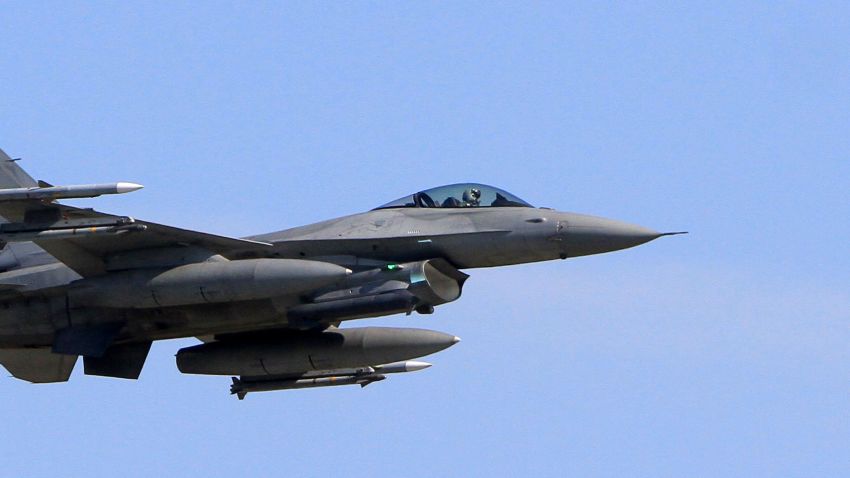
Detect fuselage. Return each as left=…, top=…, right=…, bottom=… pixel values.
left=0, top=156, right=682, bottom=387
left=0, top=199, right=665, bottom=348
left=253, top=206, right=663, bottom=268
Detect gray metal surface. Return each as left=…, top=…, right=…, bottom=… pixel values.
left=0, top=182, right=143, bottom=201
left=0, top=147, right=683, bottom=393
left=230, top=360, right=432, bottom=399
left=0, top=348, right=77, bottom=383
left=69, top=259, right=351, bottom=309
left=176, top=326, right=460, bottom=376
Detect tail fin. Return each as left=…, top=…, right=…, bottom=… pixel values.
left=0, top=148, right=38, bottom=189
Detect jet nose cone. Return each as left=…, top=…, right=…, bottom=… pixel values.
left=561, top=213, right=665, bottom=257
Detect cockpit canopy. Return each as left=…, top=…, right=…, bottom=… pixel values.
left=376, top=183, right=534, bottom=210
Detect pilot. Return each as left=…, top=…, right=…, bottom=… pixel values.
left=462, top=187, right=481, bottom=207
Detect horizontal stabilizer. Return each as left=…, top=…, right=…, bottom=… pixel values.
left=0, top=348, right=77, bottom=383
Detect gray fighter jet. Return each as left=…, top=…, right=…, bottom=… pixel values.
left=0, top=148, right=683, bottom=398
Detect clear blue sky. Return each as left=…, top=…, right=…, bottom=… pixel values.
left=1, top=2, right=848, bottom=477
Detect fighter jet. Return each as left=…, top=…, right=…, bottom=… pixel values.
left=0, top=148, right=683, bottom=398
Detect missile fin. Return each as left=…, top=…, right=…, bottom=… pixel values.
left=230, top=377, right=248, bottom=399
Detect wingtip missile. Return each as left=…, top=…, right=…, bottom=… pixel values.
left=0, top=182, right=145, bottom=201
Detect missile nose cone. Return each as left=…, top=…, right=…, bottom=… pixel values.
left=115, top=182, right=144, bottom=194
left=374, top=360, right=433, bottom=373
left=451, top=336, right=461, bottom=345
left=405, top=361, right=432, bottom=372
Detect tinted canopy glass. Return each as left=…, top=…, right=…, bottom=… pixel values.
left=376, top=183, right=533, bottom=209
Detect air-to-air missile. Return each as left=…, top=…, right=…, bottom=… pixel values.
left=0, top=182, right=146, bottom=243
left=0, top=182, right=144, bottom=201
left=0, top=222, right=148, bottom=242
left=229, top=361, right=433, bottom=399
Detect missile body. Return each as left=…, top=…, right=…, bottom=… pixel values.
left=0, top=224, right=147, bottom=242
left=230, top=374, right=386, bottom=399
left=0, top=216, right=147, bottom=243
left=176, top=327, right=458, bottom=376
left=229, top=360, right=432, bottom=399
left=0, top=182, right=144, bottom=201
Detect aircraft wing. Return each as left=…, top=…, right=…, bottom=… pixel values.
left=32, top=206, right=274, bottom=277
left=0, top=149, right=273, bottom=277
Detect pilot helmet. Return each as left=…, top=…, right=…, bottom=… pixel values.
left=462, top=187, right=482, bottom=205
